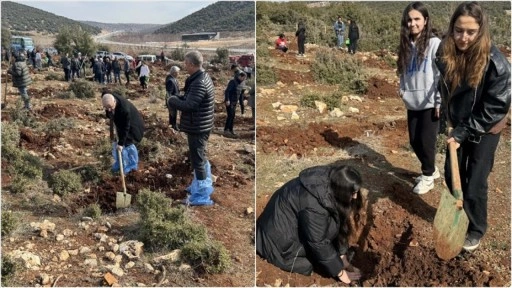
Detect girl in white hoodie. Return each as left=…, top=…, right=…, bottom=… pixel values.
left=397, top=2, right=441, bottom=195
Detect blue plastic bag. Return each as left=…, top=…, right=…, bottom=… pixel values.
left=112, top=142, right=139, bottom=174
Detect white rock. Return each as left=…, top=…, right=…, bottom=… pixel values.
left=9, top=250, right=41, bottom=269
left=348, top=107, right=360, bottom=113
left=246, top=207, right=254, bottom=215
left=62, top=229, right=73, bottom=237
left=349, top=95, right=363, bottom=102
left=329, top=108, right=344, bottom=117
left=119, top=240, right=144, bottom=260
left=276, top=81, right=285, bottom=87
left=94, top=233, right=108, bottom=242
left=114, top=255, right=123, bottom=264
left=56, top=234, right=64, bottom=241
left=152, top=250, right=181, bottom=264
left=179, top=264, right=192, bottom=271
left=39, top=273, right=51, bottom=285
left=105, top=252, right=116, bottom=261
left=280, top=105, right=298, bottom=113
left=59, top=250, right=70, bottom=261
left=314, top=101, right=327, bottom=114
left=81, top=217, right=94, bottom=222
left=79, top=247, right=92, bottom=254
left=110, top=266, right=124, bottom=277
left=112, top=244, right=120, bottom=253
left=291, top=112, right=300, bottom=120
left=98, top=246, right=105, bottom=252
left=271, top=102, right=282, bottom=109
left=277, top=116, right=286, bottom=121
left=144, top=263, right=154, bottom=272
left=67, top=249, right=79, bottom=256
left=25, top=243, right=35, bottom=250
left=125, top=261, right=135, bottom=269
left=84, top=258, right=98, bottom=267
left=31, top=220, right=56, bottom=232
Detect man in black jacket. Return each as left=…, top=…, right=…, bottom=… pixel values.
left=165, top=66, right=181, bottom=131
left=102, top=93, right=145, bottom=173
left=168, top=51, right=215, bottom=206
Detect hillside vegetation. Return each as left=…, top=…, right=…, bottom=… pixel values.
left=79, top=21, right=162, bottom=33
left=154, top=1, right=255, bottom=34
left=0, top=1, right=101, bottom=35
left=256, top=1, right=511, bottom=52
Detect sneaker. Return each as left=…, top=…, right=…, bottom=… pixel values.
left=412, top=176, right=434, bottom=194
left=415, top=167, right=440, bottom=183
left=463, top=236, right=480, bottom=252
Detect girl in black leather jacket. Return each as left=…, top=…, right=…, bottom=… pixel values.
left=435, top=1, right=511, bottom=253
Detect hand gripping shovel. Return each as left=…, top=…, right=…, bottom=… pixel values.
left=433, top=141, right=469, bottom=260
left=116, top=149, right=132, bottom=209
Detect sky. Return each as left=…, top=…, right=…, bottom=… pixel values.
left=17, top=0, right=218, bottom=24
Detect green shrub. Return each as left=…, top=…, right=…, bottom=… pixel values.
left=76, top=165, right=101, bottom=183
left=45, top=72, right=62, bottom=81
left=171, top=47, right=186, bottom=61
left=1, top=211, right=18, bottom=236
left=138, top=138, right=166, bottom=164
left=137, top=189, right=207, bottom=251
left=83, top=203, right=102, bottom=219
left=94, top=138, right=113, bottom=171
left=13, top=153, right=43, bottom=179
left=68, top=80, right=95, bottom=99
left=56, top=90, right=75, bottom=99
left=322, top=91, right=343, bottom=110
left=48, top=170, right=83, bottom=196
left=256, top=42, right=269, bottom=58
left=9, top=100, right=39, bottom=128
left=1, top=122, right=23, bottom=161
left=212, top=47, right=229, bottom=65
left=1, top=255, right=20, bottom=286
left=312, top=48, right=368, bottom=94
left=43, top=117, right=76, bottom=137
left=256, top=63, right=276, bottom=86
left=111, top=85, right=127, bottom=98
left=300, top=93, right=321, bottom=108
left=9, top=175, right=30, bottom=194
left=181, top=240, right=231, bottom=274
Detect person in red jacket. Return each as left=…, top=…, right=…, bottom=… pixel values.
left=275, top=33, right=288, bottom=53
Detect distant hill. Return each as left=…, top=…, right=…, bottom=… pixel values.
left=154, top=1, right=254, bottom=34
left=79, top=21, right=163, bottom=33
left=0, top=1, right=101, bottom=35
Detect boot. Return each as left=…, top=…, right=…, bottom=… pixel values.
left=187, top=178, right=214, bottom=206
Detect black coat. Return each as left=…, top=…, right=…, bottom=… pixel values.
left=435, top=44, right=511, bottom=142
left=256, top=165, right=345, bottom=277
left=348, top=23, right=359, bottom=41
left=167, top=70, right=215, bottom=134
left=295, top=27, right=306, bottom=41
left=107, top=94, right=145, bottom=146
left=165, top=75, right=180, bottom=96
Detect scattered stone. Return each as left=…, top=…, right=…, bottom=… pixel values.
left=349, top=95, right=363, bottom=102
left=110, top=266, right=124, bottom=277
left=274, top=278, right=283, bottom=287
left=136, top=283, right=147, bottom=287
left=314, top=101, right=327, bottom=114
left=98, top=246, right=105, bottom=252
left=277, top=116, right=286, bottom=121
left=56, top=234, right=64, bottom=241
left=84, top=258, right=98, bottom=267
left=80, top=247, right=92, bottom=254
left=119, top=240, right=144, bottom=260
left=105, top=252, right=116, bottom=261
left=62, top=229, right=73, bottom=237
left=40, top=230, right=48, bottom=238
left=246, top=207, right=254, bottom=215
left=114, top=255, right=123, bottom=264
left=348, top=107, right=360, bottom=113
left=144, top=263, right=154, bottom=272
left=409, top=240, right=419, bottom=247
left=52, top=194, right=61, bottom=202
left=112, top=244, right=120, bottom=253
left=341, top=96, right=349, bottom=103
left=280, top=105, right=298, bottom=113
left=179, top=264, right=192, bottom=271
left=391, top=150, right=398, bottom=154
left=26, top=243, right=35, bottom=250
left=59, top=250, right=70, bottom=261
left=271, top=102, right=282, bottom=109
left=9, top=250, right=41, bottom=269
left=94, top=233, right=108, bottom=242
left=291, top=111, right=300, bottom=120
left=103, top=272, right=118, bottom=286
left=105, top=222, right=112, bottom=229
left=211, top=174, right=218, bottom=183
left=152, top=250, right=181, bottom=264
left=81, top=217, right=94, bottom=222
left=276, top=81, right=285, bottom=87
left=165, top=174, right=173, bottom=179
left=39, top=273, right=51, bottom=285
left=244, top=144, right=255, bottom=154
left=96, top=226, right=109, bottom=233
left=329, top=108, right=344, bottom=118
left=125, top=261, right=135, bottom=269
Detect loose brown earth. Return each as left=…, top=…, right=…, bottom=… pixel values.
left=1, top=53, right=255, bottom=286
left=256, top=41, right=511, bottom=286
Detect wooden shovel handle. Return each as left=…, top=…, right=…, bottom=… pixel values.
left=448, top=141, right=463, bottom=206
left=117, top=148, right=127, bottom=194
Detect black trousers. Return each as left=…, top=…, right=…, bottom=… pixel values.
left=407, top=108, right=439, bottom=176
left=444, top=132, right=501, bottom=240
left=298, top=36, right=305, bottom=54
left=349, top=39, right=358, bottom=54
left=224, top=103, right=236, bottom=132
left=187, top=132, right=210, bottom=180
left=125, top=71, right=130, bottom=84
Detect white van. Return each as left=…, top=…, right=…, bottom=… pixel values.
left=137, top=55, right=157, bottom=63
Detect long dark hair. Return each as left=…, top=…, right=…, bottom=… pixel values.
left=442, top=1, right=491, bottom=91
left=397, top=2, right=435, bottom=75
left=329, top=163, right=363, bottom=249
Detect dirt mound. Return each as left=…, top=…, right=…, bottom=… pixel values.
left=366, top=77, right=398, bottom=99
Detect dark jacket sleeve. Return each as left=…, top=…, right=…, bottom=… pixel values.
left=116, top=105, right=131, bottom=146
left=298, top=207, right=344, bottom=277
left=168, top=82, right=204, bottom=112
left=452, top=59, right=511, bottom=142
left=224, top=79, right=237, bottom=102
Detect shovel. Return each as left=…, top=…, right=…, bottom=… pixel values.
left=433, top=141, right=469, bottom=260
left=116, top=148, right=132, bottom=209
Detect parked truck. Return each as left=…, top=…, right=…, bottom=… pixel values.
left=11, top=36, right=34, bottom=53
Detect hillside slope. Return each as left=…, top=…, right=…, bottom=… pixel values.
left=154, top=1, right=254, bottom=34
left=0, top=1, right=101, bottom=35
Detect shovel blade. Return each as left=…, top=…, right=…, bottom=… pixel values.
left=116, top=192, right=132, bottom=209
left=433, top=189, right=469, bottom=260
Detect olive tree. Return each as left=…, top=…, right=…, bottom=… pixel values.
left=54, top=25, right=96, bottom=56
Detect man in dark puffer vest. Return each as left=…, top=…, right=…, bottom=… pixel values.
left=8, top=51, right=33, bottom=110
left=168, top=51, right=215, bottom=206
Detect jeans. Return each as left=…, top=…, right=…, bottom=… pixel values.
left=125, top=71, right=130, bottom=84
left=114, top=72, right=121, bottom=83
left=337, top=34, right=344, bottom=48
left=18, top=86, right=30, bottom=107
left=187, top=133, right=210, bottom=180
